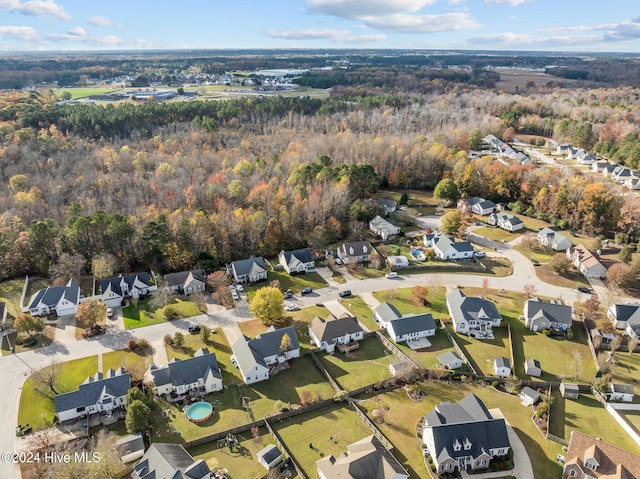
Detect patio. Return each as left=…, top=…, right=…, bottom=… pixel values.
left=406, top=338, right=432, bottom=349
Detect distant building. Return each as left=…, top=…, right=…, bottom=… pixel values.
left=132, top=443, right=210, bottom=479
left=369, top=215, right=400, bottom=240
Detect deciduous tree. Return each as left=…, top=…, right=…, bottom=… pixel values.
left=250, top=287, right=284, bottom=325
left=440, top=211, right=462, bottom=235
left=607, top=263, right=636, bottom=289
left=125, top=399, right=150, bottom=435
left=433, top=178, right=459, bottom=204
left=76, top=299, right=107, bottom=330
left=14, top=313, right=45, bottom=337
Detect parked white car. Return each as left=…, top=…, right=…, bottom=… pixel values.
left=284, top=303, right=300, bottom=311
left=385, top=272, right=398, bottom=279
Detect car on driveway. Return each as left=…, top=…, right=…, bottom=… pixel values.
left=235, top=284, right=244, bottom=292
left=106, top=308, right=114, bottom=319
left=188, top=325, right=201, bottom=334
left=231, top=290, right=240, bottom=301
left=474, top=251, right=487, bottom=258
left=284, top=303, right=300, bottom=312
left=284, top=290, right=293, bottom=299
left=334, top=258, right=343, bottom=265
left=301, top=287, right=313, bottom=295
left=339, top=290, right=352, bottom=298
left=577, top=286, right=592, bottom=294
left=385, top=272, right=398, bottom=279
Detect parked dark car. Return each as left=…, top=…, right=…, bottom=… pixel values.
left=339, top=290, right=352, bottom=298
left=188, top=325, right=201, bottom=334
left=577, top=286, right=592, bottom=294
left=301, top=287, right=313, bottom=295
left=284, top=290, right=293, bottom=299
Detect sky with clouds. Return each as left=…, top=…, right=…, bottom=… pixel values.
left=0, top=0, right=638, bottom=52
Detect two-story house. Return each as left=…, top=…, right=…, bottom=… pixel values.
left=336, top=241, right=372, bottom=264
left=309, top=314, right=365, bottom=353
left=446, top=289, right=502, bottom=339
left=563, top=431, right=640, bottom=479
left=524, top=298, right=573, bottom=332
left=227, top=256, right=268, bottom=284
left=277, top=248, right=315, bottom=275
left=26, top=278, right=80, bottom=317
left=150, top=348, right=223, bottom=399
left=537, top=228, right=572, bottom=251
left=101, top=273, right=151, bottom=308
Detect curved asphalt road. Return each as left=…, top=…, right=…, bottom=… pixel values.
left=0, top=241, right=592, bottom=478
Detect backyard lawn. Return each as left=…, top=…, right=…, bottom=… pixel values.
left=609, top=353, right=640, bottom=397
left=102, top=349, right=153, bottom=375
left=189, top=428, right=289, bottom=479
left=244, top=270, right=326, bottom=301
left=0, top=278, right=49, bottom=318
left=18, top=356, right=99, bottom=430
left=393, top=328, right=471, bottom=372
left=318, top=338, right=394, bottom=391
left=123, top=298, right=201, bottom=329
left=535, top=263, right=591, bottom=290
left=549, top=392, right=640, bottom=455
left=446, top=323, right=511, bottom=376
left=274, top=403, right=370, bottom=478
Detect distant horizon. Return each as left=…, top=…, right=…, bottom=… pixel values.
left=0, top=1, right=638, bottom=53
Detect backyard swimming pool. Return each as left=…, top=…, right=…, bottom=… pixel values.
left=185, top=401, right=214, bottom=423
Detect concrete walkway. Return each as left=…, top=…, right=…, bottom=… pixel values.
left=324, top=300, right=371, bottom=332
left=359, top=292, right=381, bottom=311
left=151, top=340, right=169, bottom=367
left=53, top=314, right=78, bottom=345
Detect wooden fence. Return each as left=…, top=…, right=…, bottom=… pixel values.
left=264, top=418, right=308, bottom=479
left=439, top=319, right=478, bottom=375
left=375, top=331, right=420, bottom=370
left=309, top=351, right=343, bottom=392
left=348, top=399, right=394, bottom=451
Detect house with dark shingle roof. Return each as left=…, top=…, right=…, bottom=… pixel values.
left=54, top=367, right=131, bottom=422
left=26, top=279, right=80, bottom=317
left=373, top=302, right=435, bottom=344
left=164, top=269, right=206, bottom=296
left=277, top=248, right=315, bottom=275
left=488, top=212, right=524, bottom=232
left=524, top=298, right=573, bottom=332
left=377, top=197, right=397, bottom=214
left=562, top=431, right=640, bottom=479
left=336, top=241, right=372, bottom=264
left=458, top=197, right=496, bottom=216
left=446, top=289, right=501, bottom=339
left=132, top=443, right=211, bottom=479
left=422, top=393, right=511, bottom=475
left=231, top=326, right=300, bottom=384
left=316, top=435, right=409, bottom=479
left=100, top=273, right=151, bottom=308
left=227, top=256, right=267, bottom=284
left=608, top=303, right=640, bottom=339
left=150, top=348, right=222, bottom=398
left=309, top=313, right=364, bottom=353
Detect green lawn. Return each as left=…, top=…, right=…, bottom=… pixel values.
left=446, top=323, right=511, bottom=376
left=550, top=392, right=640, bottom=455
left=245, top=270, right=327, bottom=301
left=318, top=338, right=394, bottom=391
left=535, top=264, right=592, bottom=290
left=123, top=298, right=201, bottom=329
left=19, top=356, right=99, bottom=430
left=474, top=226, right=522, bottom=243
left=189, top=428, right=290, bottom=479
left=0, top=277, right=50, bottom=319
left=102, top=349, right=153, bottom=375
left=236, top=356, right=337, bottom=421
left=340, top=296, right=380, bottom=331
left=374, top=286, right=449, bottom=319
left=609, top=353, right=640, bottom=397
left=274, top=403, right=370, bottom=478
left=617, top=411, right=640, bottom=437
left=52, top=87, right=120, bottom=99
left=393, top=329, right=471, bottom=372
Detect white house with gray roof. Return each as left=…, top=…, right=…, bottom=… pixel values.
left=458, top=197, right=496, bottom=216
left=494, top=357, right=511, bottom=377
left=422, top=393, right=510, bottom=475
left=524, top=298, right=573, bottom=332
left=132, top=443, right=211, bottom=479
left=608, top=303, right=640, bottom=339
left=374, top=302, right=435, bottom=344
left=446, top=289, right=502, bottom=339
left=316, top=435, right=409, bottom=479
left=164, top=269, right=206, bottom=296
left=231, top=326, right=300, bottom=384
left=54, top=367, right=131, bottom=422
left=26, top=278, right=80, bottom=317
left=309, top=314, right=364, bottom=353
left=424, top=232, right=475, bottom=260
left=537, top=228, right=572, bottom=251
left=150, top=348, right=222, bottom=399
left=369, top=215, right=401, bottom=240
left=227, top=256, right=267, bottom=284
left=438, top=351, right=463, bottom=370
left=336, top=241, right=372, bottom=264
left=100, top=273, right=152, bottom=308
left=488, top=212, right=524, bottom=232
left=277, top=248, right=315, bottom=275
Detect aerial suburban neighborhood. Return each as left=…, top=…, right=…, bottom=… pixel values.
left=2, top=27, right=640, bottom=479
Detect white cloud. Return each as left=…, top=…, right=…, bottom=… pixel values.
left=264, top=27, right=386, bottom=44
left=362, top=12, right=480, bottom=33
left=89, top=15, right=121, bottom=27
left=484, top=0, right=527, bottom=5
left=0, top=25, right=38, bottom=41
left=67, top=26, right=85, bottom=36
left=46, top=32, right=126, bottom=46
left=305, top=0, right=480, bottom=33
left=0, top=0, right=71, bottom=20
left=306, top=0, right=437, bottom=19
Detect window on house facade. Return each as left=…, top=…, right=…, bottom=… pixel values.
left=585, top=459, right=597, bottom=471
left=464, top=438, right=472, bottom=450
left=453, top=440, right=461, bottom=451
left=443, top=464, right=449, bottom=470
left=568, top=470, right=577, bottom=477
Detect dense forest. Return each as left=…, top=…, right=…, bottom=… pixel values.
left=1, top=59, right=640, bottom=281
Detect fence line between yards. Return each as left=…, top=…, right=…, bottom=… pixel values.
left=439, top=319, right=478, bottom=375
left=264, top=418, right=308, bottom=479
left=375, top=331, right=420, bottom=370
left=583, top=319, right=601, bottom=374
left=348, top=399, right=394, bottom=451
left=309, top=351, right=343, bottom=393
left=20, top=275, right=30, bottom=311
left=505, top=321, right=515, bottom=377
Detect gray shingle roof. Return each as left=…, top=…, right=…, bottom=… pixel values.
left=249, top=326, right=299, bottom=359
left=29, top=279, right=80, bottom=309
left=151, top=348, right=221, bottom=389
left=447, top=289, right=501, bottom=325
left=494, top=357, right=510, bottom=370
left=279, top=248, right=314, bottom=266
left=520, top=386, right=540, bottom=402
left=310, top=314, right=364, bottom=343
left=133, top=443, right=210, bottom=479
left=525, top=298, right=572, bottom=327
left=230, top=256, right=266, bottom=278
left=100, top=273, right=150, bottom=297
left=164, top=270, right=205, bottom=289
left=338, top=241, right=372, bottom=258
left=610, top=303, right=640, bottom=324
left=374, top=302, right=403, bottom=322
left=388, top=313, right=435, bottom=337
left=424, top=394, right=510, bottom=465
left=437, top=351, right=461, bottom=367
left=54, top=369, right=131, bottom=413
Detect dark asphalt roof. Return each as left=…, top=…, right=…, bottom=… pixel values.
left=310, top=314, right=364, bottom=343
left=152, top=348, right=221, bottom=388
left=164, top=270, right=205, bottom=288
left=54, top=369, right=131, bottom=413
left=525, top=298, right=572, bottom=326
left=100, top=273, right=150, bottom=297
left=133, top=443, right=210, bottom=479
left=388, top=313, right=435, bottom=337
